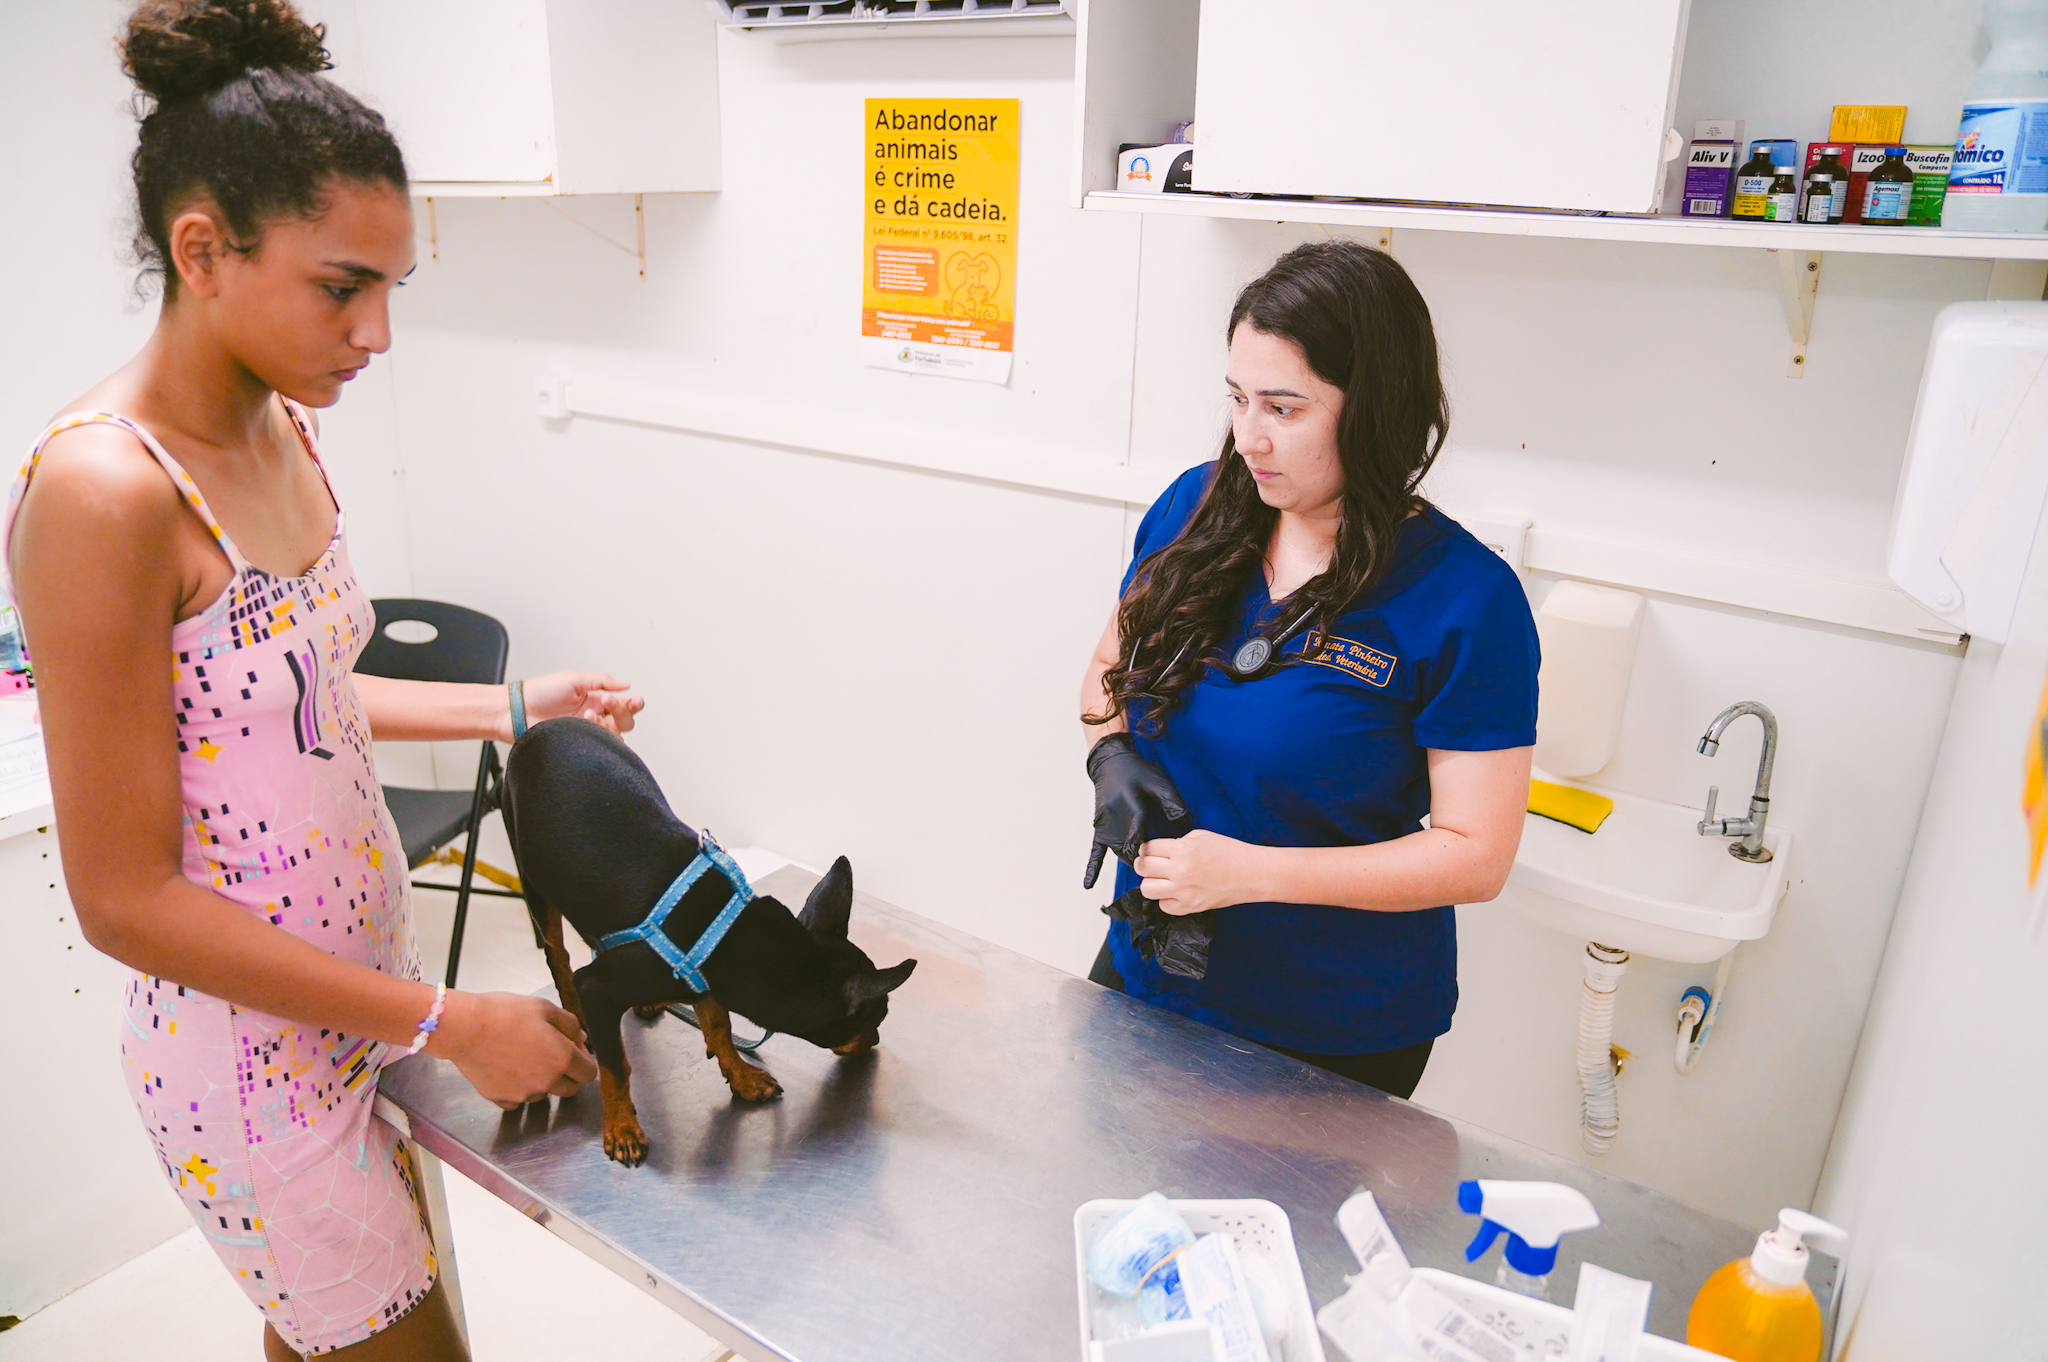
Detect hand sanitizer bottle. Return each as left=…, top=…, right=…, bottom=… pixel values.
left=1685, top=1208, right=1846, bottom=1362
left=1456, top=1180, right=1601, bottom=1301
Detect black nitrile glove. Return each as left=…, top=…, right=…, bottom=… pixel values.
left=1103, top=886, right=1213, bottom=980
left=1083, top=732, right=1191, bottom=890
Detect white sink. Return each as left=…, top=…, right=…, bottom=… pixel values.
left=1507, top=778, right=1792, bottom=963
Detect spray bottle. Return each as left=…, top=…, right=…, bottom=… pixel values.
left=1686, top=1209, right=1845, bottom=1362
left=1457, top=1180, right=1601, bottom=1300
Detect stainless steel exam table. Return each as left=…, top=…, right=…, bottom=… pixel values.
left=378, top=866, right=1833, bottom=1361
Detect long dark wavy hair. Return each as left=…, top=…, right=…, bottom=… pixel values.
left=1093, top=240, right=1450, bottom=737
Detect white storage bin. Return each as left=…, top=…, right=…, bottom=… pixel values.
left=1074, top=1197, right=1328, bottom=1362
left=1415, top=1267, right=1725, bottom=1361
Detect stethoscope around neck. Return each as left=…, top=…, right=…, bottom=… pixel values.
left=1157, top=601, right=1319, bottom=683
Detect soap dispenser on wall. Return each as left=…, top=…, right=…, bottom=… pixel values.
left=1533, top=581, right=1647, bottom=778
left=1890, top=300, right=2048, bottom=644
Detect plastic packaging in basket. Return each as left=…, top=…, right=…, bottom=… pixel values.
left=1415, top=1268, right=1726, bottom=1361
left=1074, top=1198, right=1329, bottom=1362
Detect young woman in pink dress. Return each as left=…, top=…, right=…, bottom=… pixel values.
left=3, top=2, right=639, bottom=1355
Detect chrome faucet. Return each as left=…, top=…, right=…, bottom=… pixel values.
left=1696, top=701, right=1777, bottom=863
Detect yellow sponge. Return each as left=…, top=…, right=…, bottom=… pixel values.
left=1528, top=779, right=1614, bottom=833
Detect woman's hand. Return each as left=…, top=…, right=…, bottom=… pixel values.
left=521, top=670, right=644, bottom=736
left=1083, top=732, right=1191, bottom=889
left=1134, top=830, right=1267, bottom=915
left=427, top=991, right=600, bottom=1110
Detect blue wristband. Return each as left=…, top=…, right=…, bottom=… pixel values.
left=509, top=679, right=528, bottom=739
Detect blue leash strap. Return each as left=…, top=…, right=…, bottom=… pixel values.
left=596, top=831, right=754, bottom=994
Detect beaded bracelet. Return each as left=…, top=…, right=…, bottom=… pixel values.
left=509, top=678, right=529, bottom=739
left=404, top=981, right=448, bottom=1057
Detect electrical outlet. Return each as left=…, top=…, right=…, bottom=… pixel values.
left=534, top=376, right=568, bottom=421
left=1464, top=515, right=1532, bottom=580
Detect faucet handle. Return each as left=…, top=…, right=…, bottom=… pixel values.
left=1696, top=785, right=1720, bottom=836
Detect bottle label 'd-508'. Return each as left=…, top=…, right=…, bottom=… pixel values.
left=1732, top=174, right=1774, bottom=215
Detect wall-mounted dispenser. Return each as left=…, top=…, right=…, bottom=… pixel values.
left=1533, top=581, right=1646, bottom=778
left=1890, top=301, right=2048, bottom=645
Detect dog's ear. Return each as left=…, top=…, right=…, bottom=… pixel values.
left=842, top=958, right=916, bottom=1010
left=798, top=856, right=854, bottom=942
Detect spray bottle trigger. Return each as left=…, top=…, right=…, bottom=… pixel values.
left=1465, top=1218, right=1507, bottom=1263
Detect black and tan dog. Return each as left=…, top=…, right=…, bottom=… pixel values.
left=501, top=717, right=916, bottom=1165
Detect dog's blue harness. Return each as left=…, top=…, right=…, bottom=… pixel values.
left=596, top=832, right=754, bottom=994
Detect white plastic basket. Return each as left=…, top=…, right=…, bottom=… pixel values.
left=1415, top=1267, right=1726, bottom=1361
left=1074, top=1198, right=1329, bottom=1362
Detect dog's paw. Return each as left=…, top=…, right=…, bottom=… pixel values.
left=602, top=1116, right=650, bottom=1166
left=726, top=1062, right=783, bottom=1104
left=632, top=1004, right=667, bottom=1023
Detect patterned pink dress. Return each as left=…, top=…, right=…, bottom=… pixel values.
left=3, top=402, right=437, bottom=1353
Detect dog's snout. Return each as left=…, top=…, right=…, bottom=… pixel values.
left=831, top=1030, right=881, bottom=1057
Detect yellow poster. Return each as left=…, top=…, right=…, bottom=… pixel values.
left=863, top=98, right=1019, bottom=385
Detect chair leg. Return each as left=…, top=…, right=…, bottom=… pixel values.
left=442, top=744, right=498, bottom=989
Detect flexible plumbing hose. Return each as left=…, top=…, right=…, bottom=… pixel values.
left=1577, top=942, right=1630, bottom=1155
left=1674, top=948, right=1736, bottom=1075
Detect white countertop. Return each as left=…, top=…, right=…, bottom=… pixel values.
left=0, top=695, right=52, bottom=840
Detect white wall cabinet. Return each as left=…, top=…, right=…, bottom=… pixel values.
left=324, top=0, right=722, bottom=197
left=1193, top=0, right=1691, bottom=214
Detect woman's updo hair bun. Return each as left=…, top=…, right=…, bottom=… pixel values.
left=123, top=0, right=330, bottom=107
left=120, top=0, right=406, bottom=297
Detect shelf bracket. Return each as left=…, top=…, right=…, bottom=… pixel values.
left=1773, top=249, right=1822, bottom=379
left=421, top=196, right=439, bottom=262
left=1319, top=222, right=1392, bottom=254
left=540, top=194, right=647, bottom=278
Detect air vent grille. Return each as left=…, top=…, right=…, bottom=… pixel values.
left=713, top=1, right=1070, bottom=31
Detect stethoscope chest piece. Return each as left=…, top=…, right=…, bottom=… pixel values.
left=1227, top=603, right=1316, bottom=680
left=1231, top=637, right=1275, bottom=677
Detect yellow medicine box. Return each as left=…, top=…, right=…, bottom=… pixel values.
left=1830, top=105, right=1907, bottom=144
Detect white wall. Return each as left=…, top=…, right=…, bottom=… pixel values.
left=0, top=0, right=2023, bottom=1318
left=1814, top=495, right=2048, bottom=1359
left=351, top=27, right=1142, bottom=976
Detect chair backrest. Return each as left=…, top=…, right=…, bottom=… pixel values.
left=357, top=599, right=509, bottom=686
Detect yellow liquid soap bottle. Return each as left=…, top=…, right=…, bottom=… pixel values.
left=1686, top=1208, right=1845, bottom=1362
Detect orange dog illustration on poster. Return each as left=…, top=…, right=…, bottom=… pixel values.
left=945, top=252, right=1002, bottom=325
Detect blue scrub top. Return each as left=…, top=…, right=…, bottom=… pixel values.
left=1107, top=462, right=1540, bottom=1055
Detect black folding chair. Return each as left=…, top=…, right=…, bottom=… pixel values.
left=356, top=599, right=518, bottom=988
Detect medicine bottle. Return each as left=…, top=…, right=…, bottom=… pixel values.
left=1808, top=147, right=1851, bottom=222
left=1732, top=147, right=1779, bottom=220
left=1800, top=172, right=1836, bottom=223
left=1863, top=148, right=1915, bottom=225
left=1768, top=162, right=1800, bottom=222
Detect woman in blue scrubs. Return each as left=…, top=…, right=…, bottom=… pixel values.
left=1079, top=241, right=1538, bottom=1100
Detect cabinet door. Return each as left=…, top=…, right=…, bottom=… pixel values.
left=349, top=0, right=558, bottom=185
left=1194, top=0, right=1690, bottom=214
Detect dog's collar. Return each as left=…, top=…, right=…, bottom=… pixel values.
left=596, top=831, right=754, bottom=994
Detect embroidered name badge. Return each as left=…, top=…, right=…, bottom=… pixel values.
left=1304, top=631, right=1397, bottom=687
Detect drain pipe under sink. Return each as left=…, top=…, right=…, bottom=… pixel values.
left=1577, top=941, right=1630, bottom=1155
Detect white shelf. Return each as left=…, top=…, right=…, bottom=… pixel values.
left=1085, top=190, right=2048, bottom=261
left=410, top=182, right=561, bottom=199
